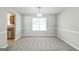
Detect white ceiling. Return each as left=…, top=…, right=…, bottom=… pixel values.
left=15, top=7, right=65, bottom=15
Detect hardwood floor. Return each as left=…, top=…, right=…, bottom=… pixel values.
left=8, top=36, right=77, bottom=51
left=7, top=39, right=15, bottom=48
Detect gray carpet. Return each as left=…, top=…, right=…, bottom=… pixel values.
left=8, top=36, right=77, bottom=51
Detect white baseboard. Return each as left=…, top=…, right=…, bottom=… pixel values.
left=23, top=34, right=56, bottom=37
left=1, top=44, right=8, bottom=48
left=57, top=35, right=79, bottom=50
left=15, top=35, right=23, bottom=40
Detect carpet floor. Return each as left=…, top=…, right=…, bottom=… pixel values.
left=8, top=36, right=77, bottom=51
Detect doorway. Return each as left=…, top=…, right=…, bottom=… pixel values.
left=7, top=12, right=15, bottom=47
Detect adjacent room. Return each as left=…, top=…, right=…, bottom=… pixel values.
left=0, top=7, right=79, bottom=51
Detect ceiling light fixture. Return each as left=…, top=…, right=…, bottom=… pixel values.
left=37, top=7, right=43, bottom=17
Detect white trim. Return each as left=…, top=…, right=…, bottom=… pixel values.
left=15, top=35, right=23, bottom=40
left=0, top=31, right=7, bottom=34
left=23, top=35, right=56, bottom=37
left=57, top=35, right=79, bottom=50
left=1, top=44, right=8, bottom=48
left=57, top=28, right=79, bottom=34
left=57, top=28, right=79, bottom=50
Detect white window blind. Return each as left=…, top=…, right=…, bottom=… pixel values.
left=32, top=18, right=46, bottom=31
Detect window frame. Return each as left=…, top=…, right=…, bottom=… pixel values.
left=32, top=17, right=47, bottom=31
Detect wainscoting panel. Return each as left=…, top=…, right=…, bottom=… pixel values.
left=0, top=31, right=8, bottom=48
left=57, top=28, right=79, bottom=50
left=23, top=27, right=56, bottom=36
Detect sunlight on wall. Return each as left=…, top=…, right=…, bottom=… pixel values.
left=7, top=13, right=12, bottom=25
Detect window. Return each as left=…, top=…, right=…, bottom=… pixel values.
left=32, top=18, right=46, bottom=31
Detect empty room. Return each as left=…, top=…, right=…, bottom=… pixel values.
left=0, top=7, right=79, bottom=51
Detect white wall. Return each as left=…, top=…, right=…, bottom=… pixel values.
left=0, top=8, right=8, bottom=48
left=7, top=8, right=23, bottom=40
left=15, top=13, right=22, bottom=40
left=57, top=8, right=79, bottom=50
left=22, top=14, right=57, bottom=36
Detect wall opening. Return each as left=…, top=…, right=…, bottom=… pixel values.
left=7, top=12, right=16, bottom=47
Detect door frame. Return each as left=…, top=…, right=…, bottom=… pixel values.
left=7, top=11, right=16, bottom=40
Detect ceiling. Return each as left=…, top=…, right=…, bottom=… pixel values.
left=15, top=7, right=65, bottom=15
